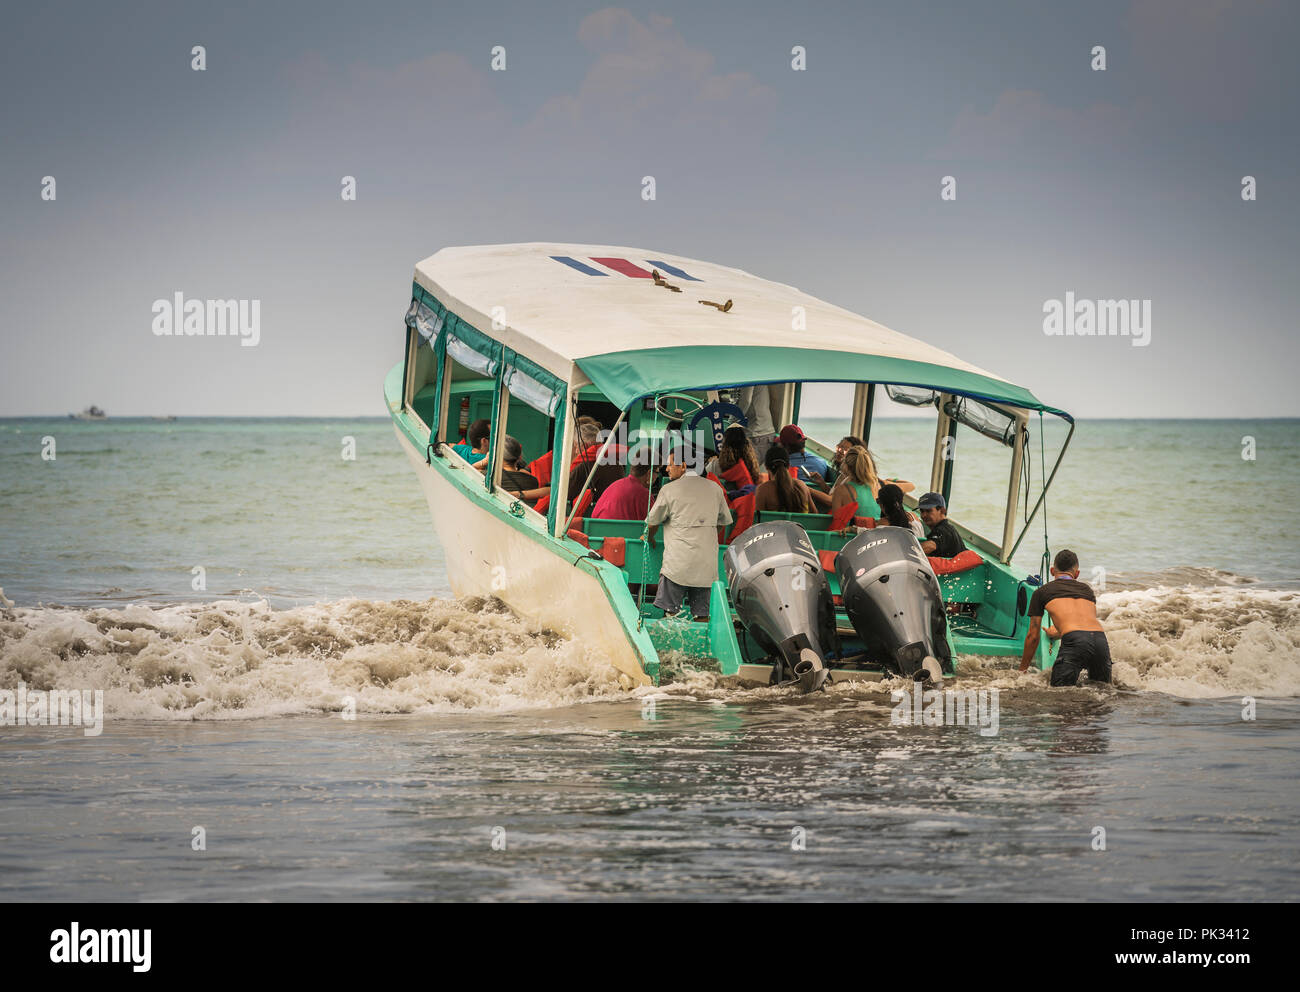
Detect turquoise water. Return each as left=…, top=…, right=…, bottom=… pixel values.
left=799, top=416, right=1300, bottom=586
left=0, top=417, right=449, bottom=607
left=1, top=416, right=1295, bottom=607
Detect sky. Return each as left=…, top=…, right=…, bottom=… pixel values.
left=1, top=0, right=1296, bottom=418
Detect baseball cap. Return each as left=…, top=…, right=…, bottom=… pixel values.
left=917, top=492, right=947, bottom=510
left=778, top=425, right=805, bottom=446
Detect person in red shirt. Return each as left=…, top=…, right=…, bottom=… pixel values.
left=568, top=421, right=627, bottom=509
left=590, top=462, right=652, bottom=520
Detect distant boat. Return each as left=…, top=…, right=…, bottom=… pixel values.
left=151, top=415, right=177, bottom=422
left=70, top=406, right=107, bottom=420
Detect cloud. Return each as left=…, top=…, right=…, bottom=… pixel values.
left=527, top=9, right=776, bottom=147
left=932, top=89, right=1137, bottom=162
left=932, top=0, right=1290, bottom=162
left=246, top=9, right=777, bottom=184
left=257, top=49, right=511, bottom=174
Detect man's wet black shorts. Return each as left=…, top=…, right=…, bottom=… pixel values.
left=1050, top=630, right=1112, bottom=686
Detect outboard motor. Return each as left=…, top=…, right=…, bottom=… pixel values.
left=836, top=526, right=953, bottom=683
left=724, top=522, right=839, bottom=693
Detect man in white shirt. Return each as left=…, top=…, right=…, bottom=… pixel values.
left=644, top=445, right=733, bottom=620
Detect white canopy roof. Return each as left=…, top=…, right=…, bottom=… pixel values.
left=412, top=243, right=1058, bottom=414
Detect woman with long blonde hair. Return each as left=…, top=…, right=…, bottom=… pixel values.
left=831, top=445, right=917, bottom=517
left=830, top=445, right=880, bottom=517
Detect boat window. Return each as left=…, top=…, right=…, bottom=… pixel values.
left=941, top=396, right=1017, bottom=447
left=881, top=384, right=1020, bottom=547
left=886, top=385, right=1017, bottom=448
left=406, top=334, right=437, bottom=424
left=793, top=382, right=855, bottom=443
left=446, top=333, right=498, bottom=378
left=503, top=363, right=560, bottom=418
left=405, top=298, right=443, bottom=343
left=885, top=384, right=940, bottom=408
left=872, top=389, right=940, bottom=503
left=939, top=427, right=1016, bottom=548
left=403, top=299, right=444, bottom=426
left=500, top=363, right=561, bottom=489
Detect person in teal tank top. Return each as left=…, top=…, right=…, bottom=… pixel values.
left=830, top=446, right=914, bottom=519
left=848, top=480, right=880, bottom=518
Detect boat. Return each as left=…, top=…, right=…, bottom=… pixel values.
left=70, top=406, right=107, bottom=420
left=384, top=243, right=1073, bottom=688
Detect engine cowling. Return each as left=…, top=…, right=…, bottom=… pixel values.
left=835, top=526, right=953, bottom=681
left=724, top=521, right=839, bottom=692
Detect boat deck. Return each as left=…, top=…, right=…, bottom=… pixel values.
left=565, top=510, right=1049, bottom=680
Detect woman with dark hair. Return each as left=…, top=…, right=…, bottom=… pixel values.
left=754, top=444, right=815, bottom=513
left=705, top=425, right=761, bottom=488
left=832, top=436, right=866, bottom=476
left=499, top=435, right=545, bottom=507
left=876, top=483, right=924, bottom=539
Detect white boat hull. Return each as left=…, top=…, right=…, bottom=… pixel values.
left=395, top=427, right=651, bottom=686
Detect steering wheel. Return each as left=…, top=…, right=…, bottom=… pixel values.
left=654, top=392, right=707, bottom=420
left=689, top=401, right=748, bottom=448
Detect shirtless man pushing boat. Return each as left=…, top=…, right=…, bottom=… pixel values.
left=1020, top=549, right=1112, bottom=685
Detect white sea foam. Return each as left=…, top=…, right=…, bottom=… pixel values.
left=1096, top=584, right=1300, bottom=697
left=662, top=582, right=1300, bottom=701
left=0, top=596, right=624, bottom=719
left=1, top=583, right=1295, bottom=718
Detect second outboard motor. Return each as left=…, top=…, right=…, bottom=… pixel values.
left=724, top=521, right=839, bottom=693
left=836, top=526, right=953, bottom=683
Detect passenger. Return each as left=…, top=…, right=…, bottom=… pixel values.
left=527, top=416, right=596, bottom=488
left=828, top=435, right=866, bottom=485
left=568, top=421, right=623, bottom=509
left=876, top=483, right=925, bottom=540
left=804, top=435, right=857, bottom=509
left=526, top=449, right=554, bottom=489
left=734, top=384, right=778, bottom=463
left=754, top=444, right=816, bottom=513
left=777, top=425, right=829, bottom=483
left=830, top=445, right=883, bottom=518
left=452, top=418, right=490, bottom=466
left=917, top=492, right=966, bottom=558
left=499, top=436, right=542, bottom=506
left=704, top=426, right=761, bottom=492
left=644, top=444, right=733, bottom=621
left=1020, top=549, right=1112, bottom=686
left=591, top=461, right=652, bottom=520
left=826, top=437, right=914, bottom=496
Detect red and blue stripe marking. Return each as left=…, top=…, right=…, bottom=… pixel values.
left=550, top=255, right=701, bottom=281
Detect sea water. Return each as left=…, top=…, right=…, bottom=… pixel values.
left=1, top=417, right=1297, bottom=900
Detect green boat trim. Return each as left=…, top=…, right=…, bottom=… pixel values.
left=575, top=345, right=1072, bottom=422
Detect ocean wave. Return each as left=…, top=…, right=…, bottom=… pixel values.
left=656, top=583, right=1300, bottom=700
left=1097, top=584, right=1300, bottom=697
left=1102, top=566, right=1272, bottom=591
left=0, top=595, right=624, bottom=719
left=1, top=583, right=1295, bottom=719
